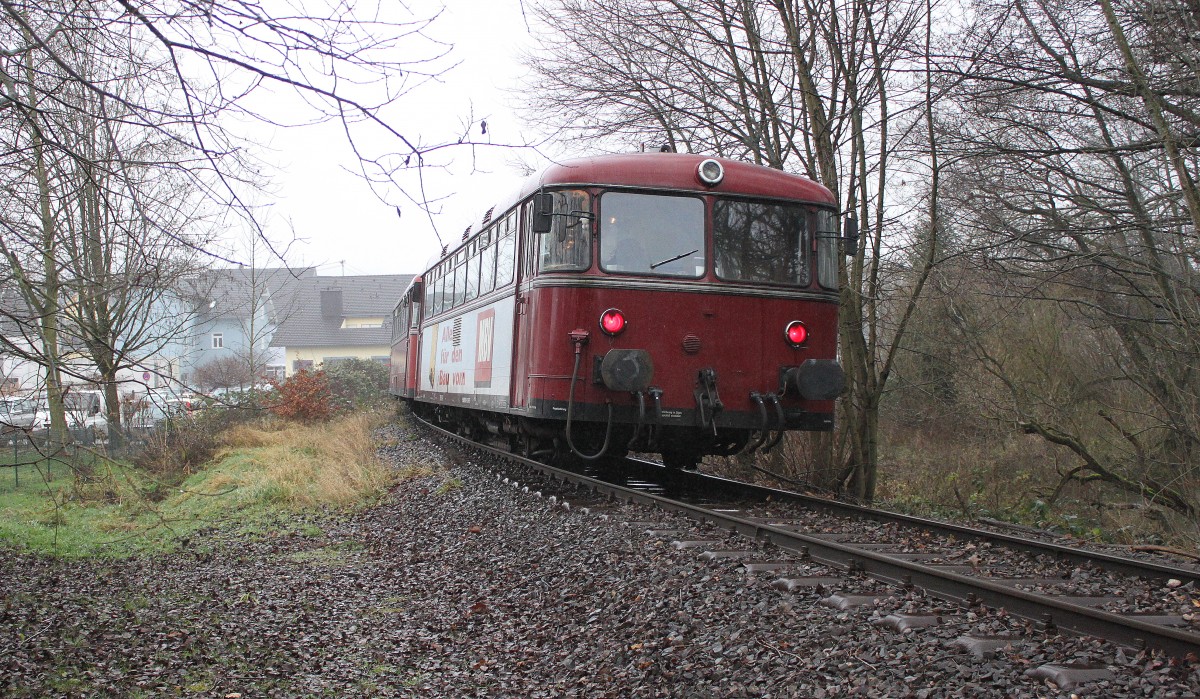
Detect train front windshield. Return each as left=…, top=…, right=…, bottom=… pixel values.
left=713, top=199, right=810, bottom=286
left=596, top=192, right=813, bottom=286
left=600, top=192, right=706, bottom=277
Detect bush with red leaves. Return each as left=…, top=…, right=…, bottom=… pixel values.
left=270, top=369, right=334, bottom=422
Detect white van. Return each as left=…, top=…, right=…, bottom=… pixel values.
left=62, top=389, right=107, bottom=431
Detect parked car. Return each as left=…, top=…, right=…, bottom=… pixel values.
left=163, top=397, right=203, bottom=419
left=125, top=391, right=202, bottom=431
left=0, top=389, right=104, bottom=442
left=0, top=395, right=44, bottom=436
left=2, top=394, right=48, bottom=432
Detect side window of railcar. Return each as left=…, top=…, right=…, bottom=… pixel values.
left=427, top=273, right=437, bottom=316
left=450, top=259, right=463, bottom=309
left=427, top=271, right=437, bottom=316
left=815, top=209, right=840, bottom=290
left=464, top=242, right=479, bottom=303
left=400, top=302, right=408, bottom=337
left=538, top=189, right=592, bottom=272
left=480, top=227, right=497, bottom=293
left=496, top=213, right=516, bottom=287
left=434, top=270, right=447, bottom=315
left=712, top=199, right=810, bottom=286
left=599, top=192, right=704, bottom=277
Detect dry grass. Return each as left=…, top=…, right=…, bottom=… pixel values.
left=213, top=411, right=395, bottom=509
left=874, top=420, right=1200, bottom=547
left=877, top=427, right=1047, bottom=514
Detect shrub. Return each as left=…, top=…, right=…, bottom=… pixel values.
left=325, top=358, right=390, bottom=412
left=133, top=416, right=221, bottom=488
left=128, top=395, right=274, bottom=492
left=270, top=369, right=333, bottom=422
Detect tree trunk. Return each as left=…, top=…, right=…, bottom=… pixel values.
left=27, top=40, right=68, bottom=449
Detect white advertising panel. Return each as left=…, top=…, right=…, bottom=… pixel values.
left=420, top=296, right=515, bottom=407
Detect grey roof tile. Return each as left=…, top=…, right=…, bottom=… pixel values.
left=184, top=267, right=316, bottom=320
left=269, top=273, right=414, bottom=349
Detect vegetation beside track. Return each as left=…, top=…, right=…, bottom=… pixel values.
left=0, top=411, right=398, bottom=558
left=0, top=360, right=404, bottom=558
left=706, top=419, right=1197, bottom=551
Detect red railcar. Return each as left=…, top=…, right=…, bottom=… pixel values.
left=390, top=152, right=848, bottom=468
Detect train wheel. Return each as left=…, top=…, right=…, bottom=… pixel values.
left=710, top=430, right=751, bottom=456
left=662, top=449, right=699, bottom=470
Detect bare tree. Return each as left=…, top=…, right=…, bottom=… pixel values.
left=523, top=0, right=934, bottom=500
left=193, top=354, right=254, bottom=392
left=933, top=0, right=1200, bottom=520
left=0, top=0, right=458, bottom=449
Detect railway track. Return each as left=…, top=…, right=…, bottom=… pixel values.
left=415, top=415, right=1200, bottom=666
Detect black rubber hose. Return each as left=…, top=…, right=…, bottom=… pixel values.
left=564, top=350, right=613, bottom=460
left=746, top=392, right=770, bottom=453
left=762, top=394, right=787, bottom=453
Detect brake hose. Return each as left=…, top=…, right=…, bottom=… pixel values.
left=564, top=336, right=613, bottom=460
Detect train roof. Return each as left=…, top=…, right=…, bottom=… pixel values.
left=432, top=153, right=836, bottom=269
left=525, top=153, right=835, bottom=205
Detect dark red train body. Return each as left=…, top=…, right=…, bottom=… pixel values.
left=390, top=153, right=847, bottom=467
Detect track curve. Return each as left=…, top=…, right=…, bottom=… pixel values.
left=413, top=413, right=1200, bottom=659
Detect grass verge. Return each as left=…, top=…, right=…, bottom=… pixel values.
left=0, top=411, right=398, bottom=558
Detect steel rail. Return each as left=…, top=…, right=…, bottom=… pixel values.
left=621, top=458, right=1200, bottom=586
left=414, top=416, right=1200, bottom=658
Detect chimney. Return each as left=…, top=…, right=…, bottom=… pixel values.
left=320, top=289, right=343, bottom=319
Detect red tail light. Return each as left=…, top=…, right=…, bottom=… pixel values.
left=600, top=308, right=627, bottom=335
left=785, top=320, right=808, bottom=347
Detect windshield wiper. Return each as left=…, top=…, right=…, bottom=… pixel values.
left=650, top=248, right=699, bottom=270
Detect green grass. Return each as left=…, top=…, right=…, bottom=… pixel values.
left=285, top=541, right=365, bottom=567
left=0, top=454, right=167, bottom=558
left=435, top=475, right=463, bottom=494
left=0, top=414, right=407, bottom=558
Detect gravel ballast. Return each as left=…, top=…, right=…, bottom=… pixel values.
left=1, top=423, right=1198, bottom=697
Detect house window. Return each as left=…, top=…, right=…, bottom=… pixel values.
left=211, top=333, right=223, bottom=349
left=293, top=359, right=314, bottom=373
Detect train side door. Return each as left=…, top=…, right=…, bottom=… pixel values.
left=511, top=199, right=539, bottom=410
left=390, top=299, right=408, bottom=395
left=405, top=281, right=423, bottom=396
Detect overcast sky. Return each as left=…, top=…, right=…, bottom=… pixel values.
left=253, top=0, right=548, bottom=277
